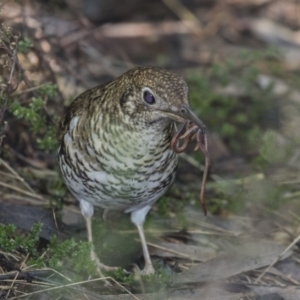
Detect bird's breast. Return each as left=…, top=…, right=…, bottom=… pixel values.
left=58, top=115, right=178, bottom=210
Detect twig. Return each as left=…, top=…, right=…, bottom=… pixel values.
left=4, top=253, right=31, bottom=299
left=145, top=241, right=192, bottom=259
left=56, top=57, right=91, bottom=89
left=0, top=269, right=67, bottom=282
left=11, top=82, right=52, bottom=96
left=63, top=0, right=93, bottom=29
left=5, top=271, right=19, bottom=300
left=0, top=181, right=44, bottom=200
left=0, top=157, right=35, bottom=193
left=255, top=232, right=300, bottom=282
left=0, top=33, right=20, bottom=136
left=161, top=0, right=202, bottom=37
left=9, top=277, right=140, bottom=300
left=0, top=30, right=56, bottom=125
left=62, top=21, right=195, bottom=47
left=3, top=194, right=46, bottom=206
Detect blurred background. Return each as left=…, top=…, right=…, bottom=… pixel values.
left=1, top=0, right=300, bottom=299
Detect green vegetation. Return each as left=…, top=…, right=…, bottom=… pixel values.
left=0, top=24, right=59, bottom=152
left=188, top=48, right=281, bottom=154
left=109, top=268, right=136, bottom=285
left=254, top=129, right=290, bottom=168
left=9, top=84, right=59, bottom=151
left=0, top=21, right=297, bottom=292
left=108, top=264, right=172, bottom=291
left=18, top=37, right=33, bottom=54
left=0, top=223, right=98, bottom=277
left=0, top=222, right=173, bottom=290
left=151, top=187, right=188, bottom=228
left=142, top=267, right=173, bottom=292
left=45, top=236, right=97, bottom=274
left=186, top=48, right=299, bottom=214
left=0, top=223, right=42, bottom=254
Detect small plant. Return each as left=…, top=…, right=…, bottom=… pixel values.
left=0, top=223, right=99, bottom=278
left=0, top=223, right=42, bottom=255
left=8, top=85, right=59, bottom=151
left=44, top=236, right=97, bottom=275
left=109, top=268, right=135, bottom=285
left=0, top=25, right=59, bottom=152
left=18, top=37, right=33, bottom=54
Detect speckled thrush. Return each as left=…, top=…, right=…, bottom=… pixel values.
left=57, top=66, right=204, bottom=275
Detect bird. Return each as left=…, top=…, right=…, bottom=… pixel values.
left=57, top=66, right=204, bottom=276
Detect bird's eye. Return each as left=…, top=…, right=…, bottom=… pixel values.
left=143, top=91, right=155, bottom=105
left=180, top=107, right=187, bottom=114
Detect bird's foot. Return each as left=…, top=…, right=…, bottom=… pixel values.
left=91, top=249, right=119, bottom=272
left=96, top=261, right=119, bottom=272
left=140, top=263, right=155, bottom=276
left=90, top=249, right=118, bottom=286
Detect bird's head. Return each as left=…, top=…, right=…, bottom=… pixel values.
left=114, top=66, right=205, bottom=131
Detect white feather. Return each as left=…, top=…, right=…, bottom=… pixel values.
left=130, top=205, right=151, bottom=226
left=80, top=199, right=94, bottom=217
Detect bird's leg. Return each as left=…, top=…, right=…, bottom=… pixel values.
left=85, top=215, right=118, bottom=273
left=85, top=215, right=105, bottom=277
left=131, top=205, right=155, bottom=275
left=136, top=223, right=155, bottom=275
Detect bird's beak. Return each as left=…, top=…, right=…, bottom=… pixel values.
left=160, top=105, right=206, bottom=133
left=181, top=105, right=206, bottom=134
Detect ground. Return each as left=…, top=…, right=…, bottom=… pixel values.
left=0, top=0, right=300, bottom=299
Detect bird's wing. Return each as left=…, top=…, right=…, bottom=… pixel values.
left=57, top=83, right=109, bottom=142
